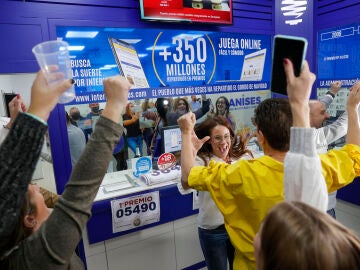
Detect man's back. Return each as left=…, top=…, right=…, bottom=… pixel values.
left=188, top=155, right=285, bottom=269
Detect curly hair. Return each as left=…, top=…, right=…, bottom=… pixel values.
left=194, top=115, right=253, bottom=165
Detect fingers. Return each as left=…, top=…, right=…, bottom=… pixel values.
left=350, top=81, right=360, bottom=92
left=347, top=82, right=360, bottom=107
left=45, top=65, right=59, bottom=72
left=200, top=136, right=210, bottom=144
left=283, top=58, right=295, bottom=84
left=300, top=60, right=310, bottom=75
left=331, top=81, right=342, bottom=88
left=46, top=72, right=65, bottom=84
left=53, top=78, right=74, bottom=95
left=350, top=82, right=360, bottom=96
left=17, top=95, right=27, bottom=112
left=189, top=112, right=196, bottom=123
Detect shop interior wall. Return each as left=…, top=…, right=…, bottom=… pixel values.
left=2, top=0, right=360, bottom=198
left=314, top=0, right=360, bottom=75
left=0, top=0, right=274, bottom=193
left=0, top=0, right=274, bottom=74
left=314, top=0, right=360, bottom=205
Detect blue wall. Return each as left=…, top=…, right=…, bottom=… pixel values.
left=313, top=0, right=360, bottom=204
left=0, top=0, right=274, bottom=73
left=1, top=0, right=360, bottom=199
left=0, top=0, right=275, bottom=194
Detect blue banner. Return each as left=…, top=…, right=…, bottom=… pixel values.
left=56, top=27, right=271, bottom=105
left=317, top=22, right=360, bottom=87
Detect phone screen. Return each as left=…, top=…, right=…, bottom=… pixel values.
left=108, top=37, right=150, bottom=89
left=270, top=35, right=307, bottom=96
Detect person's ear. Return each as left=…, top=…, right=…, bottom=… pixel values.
left=257, top=129, right=265, bottom=145
left=23, top=214, right=37, bottom=229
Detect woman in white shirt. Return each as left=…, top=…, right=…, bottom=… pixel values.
left=194, top=115, right=253, bottom=270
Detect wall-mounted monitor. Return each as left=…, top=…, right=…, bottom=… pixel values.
left=139, top=0, right=233, bottom=25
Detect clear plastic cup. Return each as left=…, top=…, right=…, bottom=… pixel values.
left=32, top=40, right=75, bottom=104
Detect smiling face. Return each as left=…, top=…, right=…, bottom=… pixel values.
left=216, top=97, right=227, bottom=115
left=176, top=99, right=187, bottom=115
left=209, top=125, right=231, bottom=160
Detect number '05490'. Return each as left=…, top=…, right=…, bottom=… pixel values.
left=116, top=202, right=157, bottom=218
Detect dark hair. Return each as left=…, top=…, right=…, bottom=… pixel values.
left=254, top=98, right=292, bottom=151
left=155, top=98, right=169, bottom=127
left=215, top=96, right=230, bottom=117
left=174, top=98, right=190, bottom=113
left=259, top=201, right=360, bottom=270
left=0, top=191, right=33, bottom=266
left=194, top=115, right=252, bottom=165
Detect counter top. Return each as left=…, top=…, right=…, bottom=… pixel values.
left=95, top=169, right=178, bottom=202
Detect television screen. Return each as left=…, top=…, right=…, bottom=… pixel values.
left=161, top=125, right=182, bottom=154
left=139, top=0, right=233, bottom=25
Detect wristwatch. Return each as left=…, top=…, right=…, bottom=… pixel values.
left=326, top=91, right=335, bottom=98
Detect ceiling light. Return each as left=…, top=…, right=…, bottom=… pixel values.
left=68, top=46, right=85, bottom=51
left=65, top=31, right=99, bottom=38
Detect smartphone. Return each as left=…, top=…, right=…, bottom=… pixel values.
left=108, top=37, right=150, bottom=89
left=3, top=93, right=17, bottom=117
left=270, top=35, right=308, bottom=96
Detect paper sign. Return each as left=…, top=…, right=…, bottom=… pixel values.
left=157, top=152, right=177, bottom=170
left=132, top=156, right=152, bottom=178
left=111, top=191, right=160, bottom=233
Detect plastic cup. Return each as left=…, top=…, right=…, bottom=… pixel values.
left=32, top=40, right=75, bottom=104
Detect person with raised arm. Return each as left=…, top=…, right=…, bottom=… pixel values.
left=0, top=70, right=131, bottom=269
left=178, top=59, right=360, bottom=269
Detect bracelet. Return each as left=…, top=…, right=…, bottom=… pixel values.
left=326, top=91, right=335, bottom=98
left=24, top=112, right=47, bottom=126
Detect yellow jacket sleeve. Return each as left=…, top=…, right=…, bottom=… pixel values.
left=320, top=144, right=360, bottom=193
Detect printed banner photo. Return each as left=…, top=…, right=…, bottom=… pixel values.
left=56, top=26, right=271, bottom=105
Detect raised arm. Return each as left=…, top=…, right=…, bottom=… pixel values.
left=0, top=71, right=74, bottom=247
left=123, top=111, right=140, bottom=126
left=1, top=95, right=53, bottom=163
left=0, top=95, right=27, bottom=146
left=318, top=81, right=348, bottom=145
left=319, top=81, right=342, bottom=109
left=36, top=75, right=131, bottom=265
left=346, top=82, right=360, bottom=146
left=194, top=97, right=210, bottom=119
left=178, top=112, right=209, bottom=189
left=283, top=59, right=328, bottom=211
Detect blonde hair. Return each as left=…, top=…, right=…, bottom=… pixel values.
left=259, top=201, right=360, bottom=270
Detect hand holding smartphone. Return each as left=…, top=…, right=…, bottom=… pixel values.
left=3, top=93, right=17, bottom=117
left=270, top=35, right=308, bottom=96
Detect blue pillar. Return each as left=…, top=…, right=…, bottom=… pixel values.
left=274, top=1, right=315, bottom=96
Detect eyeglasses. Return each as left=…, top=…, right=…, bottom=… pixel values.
left=212, top=134, right=231, bottom=143
left=178, top=102, right=186, bottom=106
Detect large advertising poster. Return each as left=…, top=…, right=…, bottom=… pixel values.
left=317, top=22, right=360, bottom=115
left=56, top=26, right=271, bottom=132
